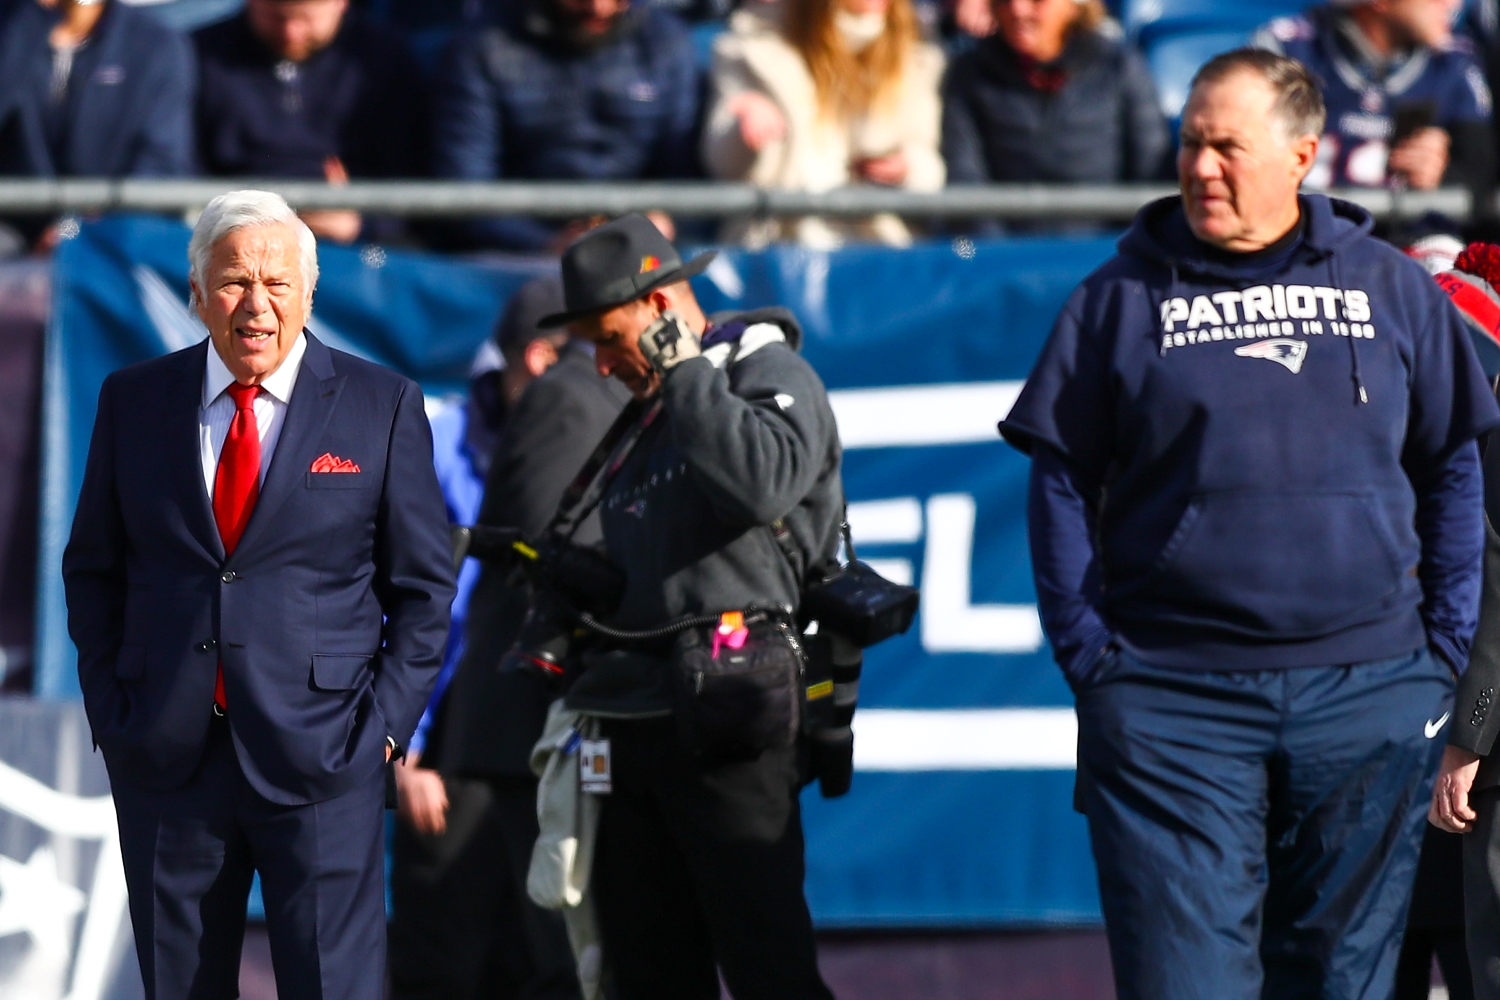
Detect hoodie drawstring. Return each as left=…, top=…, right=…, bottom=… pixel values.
left=1331, top=254, right=1368, bottom=404
left=1159, top=263, right=1181, bottom=357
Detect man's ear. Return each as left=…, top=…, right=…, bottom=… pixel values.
left=1291, top=132, right=1319, bottom=183
left=647, top=288, right=674, bottom=315
left=189, top=278, right=210, bottom=326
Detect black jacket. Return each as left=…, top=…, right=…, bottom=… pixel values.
left=941, top=28, right=1171, bottom=185
left=433, top=342, right=630, bottom=777
left=193, top=10, right=425, bottom=178
left=1452, top=421, right=1500, bottom=787
left=428, top=0, right=701, bottom=250
left=565, top=309, right=845, bottom=716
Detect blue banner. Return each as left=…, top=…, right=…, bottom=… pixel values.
left=37, top=215, right=1119, bottom=926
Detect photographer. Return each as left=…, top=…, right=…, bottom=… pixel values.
left=535, top=214, right=844, bottom=1000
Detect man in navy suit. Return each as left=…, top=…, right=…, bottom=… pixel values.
left=62, top=189, right=455, bottom=1000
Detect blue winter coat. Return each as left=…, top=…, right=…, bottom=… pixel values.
left=0, top=1, right=194, bottom=177
left=429, top=1, right=701, bottom=250
left=1255, top=5, right=1494, bottom=188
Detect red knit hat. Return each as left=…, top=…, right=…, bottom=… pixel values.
left=1435, top=244, right=1500, bottom=379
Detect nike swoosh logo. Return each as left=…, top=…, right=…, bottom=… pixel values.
left=1425, top=712, right=1452, bottom=739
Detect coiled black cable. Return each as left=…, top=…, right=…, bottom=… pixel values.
left=574, top=605, right=787, bottom=642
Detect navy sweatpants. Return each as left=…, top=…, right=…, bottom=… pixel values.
left=1076, top=648, right=1454, bottom=1000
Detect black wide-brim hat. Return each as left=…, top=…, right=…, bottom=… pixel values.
left=538, top=213, right=717, bottom=329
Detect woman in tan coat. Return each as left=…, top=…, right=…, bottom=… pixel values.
left=702, top=0, right=945, bottom=248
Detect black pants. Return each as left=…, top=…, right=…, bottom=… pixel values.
left=1395, top=826, right=1472, bottom=1000
left=388, top=774, right=581, bottom=1000
left=593, top=718, right=834, bottom=1000
left=1464, top=787, right=1500, bottom=1000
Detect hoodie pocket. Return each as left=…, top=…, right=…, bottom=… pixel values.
left=1133, top=490, right=1409, bottom=638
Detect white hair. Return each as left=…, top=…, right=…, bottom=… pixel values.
left=188, top=190, right=319, bottom=305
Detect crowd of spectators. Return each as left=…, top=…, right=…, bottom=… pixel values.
left=0, top=0, right=1498, bottom=252
left=701, top=0, right=946, bottom=247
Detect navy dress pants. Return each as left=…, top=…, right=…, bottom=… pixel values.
left=1076, top=648, right=1454, bottom=1000
left=111, top=716, right=388, bottom=1000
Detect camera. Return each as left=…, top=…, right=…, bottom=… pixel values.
left=459, top=525, right=626, bottom=682
left=790, top=526, right=919, bottom=799
left=800, top=559, right=919, bottom=649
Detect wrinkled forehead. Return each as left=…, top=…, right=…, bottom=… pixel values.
left=1182, top=70, right=1280, bottom=141
left=209, top=223, right=303, bottom=277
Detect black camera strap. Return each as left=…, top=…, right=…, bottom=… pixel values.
left=546, top=396, right=665, bottom=541
left=768, top=503, right=853, bottom=592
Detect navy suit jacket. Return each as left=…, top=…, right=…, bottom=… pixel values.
left=63, top=333, right=455, bottom=806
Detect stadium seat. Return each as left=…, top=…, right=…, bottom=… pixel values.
left=1144, top=26, right=1256, bottom=120
left=1124, top=0, right=1303, bottom=42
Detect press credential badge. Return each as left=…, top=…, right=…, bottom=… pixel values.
left=580, top=738, right=612, bottom=794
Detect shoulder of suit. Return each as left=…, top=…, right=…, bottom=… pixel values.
left=104, top=340, right=203, bottom=392
left=325, top=347, right=416, bottom=391
left=322, top=349, right=431, bottom=420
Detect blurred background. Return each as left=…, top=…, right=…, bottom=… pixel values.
left=0, top=0, right=1491, bottom=995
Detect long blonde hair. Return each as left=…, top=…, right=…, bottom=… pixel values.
left=783, top=0, right=921, bottom=120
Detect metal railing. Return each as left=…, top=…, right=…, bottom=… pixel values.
left=0, top=179, right=1477, bottom=221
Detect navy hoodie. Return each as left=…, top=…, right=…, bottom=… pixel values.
left=1000, top=194, right=1500, bottom=676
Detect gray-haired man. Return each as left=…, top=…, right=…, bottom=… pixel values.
left=63, top=190, right=455, bottom=1000
left=1001, top=50, right=1498, bottom=1000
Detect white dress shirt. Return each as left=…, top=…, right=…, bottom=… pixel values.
left=200, top=333, right=307, bottom=497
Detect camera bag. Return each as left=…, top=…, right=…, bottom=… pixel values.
left=670, top=612, right=805, bottom=758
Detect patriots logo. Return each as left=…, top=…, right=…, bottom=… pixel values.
left=1233, top=338, right=1308, bottom=374
left=624, top=499, right=648, bottom=519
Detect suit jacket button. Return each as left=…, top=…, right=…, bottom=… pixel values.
left=221, top=571, right=236, bottom=583
left=197, top=639, right=217, bottom=653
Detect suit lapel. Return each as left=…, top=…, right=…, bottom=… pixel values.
left=230, top=332, right=344, bottom=559
left=173, top=341, right=225, bottom=561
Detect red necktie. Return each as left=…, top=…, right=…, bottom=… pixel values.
left=211, top=383, right=262, bottom=711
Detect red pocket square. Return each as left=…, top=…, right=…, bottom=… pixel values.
left=310, top=453, right=360, bottom=473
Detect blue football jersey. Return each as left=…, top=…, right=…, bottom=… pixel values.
left=1255, top=5, right=1491, bottom=187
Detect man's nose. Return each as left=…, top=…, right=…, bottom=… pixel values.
left=1183, top=147, right=1221, bottom=180
left=594, top=351, right=614, bottom=377
left=240, top=283, right=272, bottom=316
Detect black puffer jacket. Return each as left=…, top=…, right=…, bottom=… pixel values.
left=941, top=28, right=1172, bottom=184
